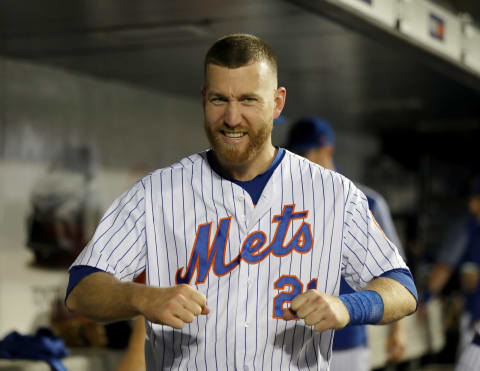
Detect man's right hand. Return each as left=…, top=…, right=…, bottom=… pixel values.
left=66, top=272, right=210, bottom=327
left=136, top=284, right=209, bottom=329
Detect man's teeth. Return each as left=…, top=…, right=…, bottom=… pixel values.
left=224, top=132, right=244, bottom=138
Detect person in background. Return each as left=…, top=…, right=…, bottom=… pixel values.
left=422, top=175, right=480, bottom=361
left=455, top=293, right=480, bottom=371
left=286, top=117, right=407, bottom=371
left=27, top=145, right=101, bottom=266
left=115, top=272, right=147, bottom=371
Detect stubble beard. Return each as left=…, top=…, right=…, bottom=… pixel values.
left=204, top=120, right=273, bottom=166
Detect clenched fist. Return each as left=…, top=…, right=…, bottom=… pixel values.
left=136, top=284, right=209, bottom=329
left=282, top=290, right=350, bottom=332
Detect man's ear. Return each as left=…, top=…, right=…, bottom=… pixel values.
left=273, top=87, right=287, bottom=119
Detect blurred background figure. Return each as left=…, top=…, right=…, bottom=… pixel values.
left=286, top=117, right=407, bottom=371
left=25, top=145, right=108, bottom=348
left=455, top=300, right=480, bottom=371
left=26, top=145, right=101, bottom=267
left=24, top=146, right=135, bottom=354
left=114, top=316, right=146, bottom=371
left=421, top=175, right=480, bottom=362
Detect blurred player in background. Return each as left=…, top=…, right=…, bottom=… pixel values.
left=286, top=117, right=407, bottom=371
left=422, top=175, right=480, bottom=363
left=27, top=145, right=101, bottom=267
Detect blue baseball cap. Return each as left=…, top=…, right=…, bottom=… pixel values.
left=286, top=117, right=335, bottom=153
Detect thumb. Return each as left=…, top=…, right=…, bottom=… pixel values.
left=201, top=305, right=210, bottom=315
left=283, top=308, right=296, bottom=321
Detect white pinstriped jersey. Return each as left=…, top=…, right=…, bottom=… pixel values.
left=72, top=150, right=408, bottom=371
left=456, top=329, right=480, bottom=371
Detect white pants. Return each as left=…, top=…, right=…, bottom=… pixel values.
left=459, top=313, right=475, bottom=354
left=331, top=347, right=370, bottom=371
left=455, top=342, right=480, bottom=371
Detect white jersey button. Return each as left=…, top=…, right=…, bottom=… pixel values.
left=243, top=366, right=249, bottom=371
left=238, top=195, right=245, bottom=201
left=242, top=321, right=249, bottom=327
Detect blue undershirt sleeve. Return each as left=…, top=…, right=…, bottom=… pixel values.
left=65, top=265, right=107, bottom=301
left=379, top=267, right=418, bottom=302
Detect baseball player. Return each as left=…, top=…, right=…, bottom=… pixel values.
left=286, top=117, right=407, bottom=371
left=456, top=328, right=480, bottom=371
left=65, top=34, right=417, bottom=370
left=421, top=175, right=480, bottom=357
left=455, top=255, right=480, bottom=371
left=454, top=180, right=480, bottom=371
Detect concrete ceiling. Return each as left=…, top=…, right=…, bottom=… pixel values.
left=0, top=0, right=479, bottom=168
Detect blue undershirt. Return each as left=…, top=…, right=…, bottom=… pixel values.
left=206, top=147, right=285, bottom=205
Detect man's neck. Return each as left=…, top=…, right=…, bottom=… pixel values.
left=215, top=144, right=277, bottom=181
left=323, top=158, right=335, bottom=171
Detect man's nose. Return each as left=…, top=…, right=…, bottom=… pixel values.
left=224, top=102, right=241, bottom=127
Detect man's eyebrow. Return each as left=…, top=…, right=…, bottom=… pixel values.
left=207, top=92, right=227, bottom=98
left=239, top=93, right=262, bottom=99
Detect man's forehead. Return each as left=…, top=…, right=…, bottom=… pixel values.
left=205, top=62, right=276, bottom=89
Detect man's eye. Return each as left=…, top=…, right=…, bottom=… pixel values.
left=210, top=97, right=226, bottom=104
left=243, top=97, right=257, bottom=103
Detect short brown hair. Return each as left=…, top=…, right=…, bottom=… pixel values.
left=204, top=33, right=278, bottom=78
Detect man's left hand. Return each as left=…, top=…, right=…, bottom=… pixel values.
left=282, top=290, right=350, bottom=332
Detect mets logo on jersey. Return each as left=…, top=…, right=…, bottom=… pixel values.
left=175, top=204, right=313, bottom=284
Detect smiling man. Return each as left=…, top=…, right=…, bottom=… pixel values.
left=203, top=40, right=285, bottom=180
left=65, top=34, right=417, bottom=371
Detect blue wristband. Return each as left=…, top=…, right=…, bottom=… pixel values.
left=338, top=290, right=384, bottom=325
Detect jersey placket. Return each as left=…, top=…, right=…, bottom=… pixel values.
left=233, top=191, right=253, bottom=371
left=234, top=182, right=276, bottom=371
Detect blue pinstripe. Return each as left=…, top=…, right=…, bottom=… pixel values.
left=272, top=161, right=285, bottom=371
left=97, top=197, right=144, bottom=258
left=170, top=169, right=184, bottom=370
left=113, top=226, right=145, bottom=270
left=324, top=172, right=337, bottom=361
left=230, top=181, right=241, bottom=370
left=106, top=211, right=144, bottom=261
left=158, top=172, right=169, bottom=368
left=261, top=209, right=272, bottom=371
left=210, top=167, right=220, bottom=371
left=180, top=169, right=192, bottom=369
left=220, top=178, right=231, bottom=371
left=288, top=155, right=298, bottom=371
left=190, top=161, right=200, bottom=371
left=87, top=189, right=140, bottom=264
left=243, top=193, right=249, bottom=369
left=347, top=231, right=385, bottom=271
left=367, top=232, right=395, bottom=269
left=200, top=158, right=209, bottom=371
